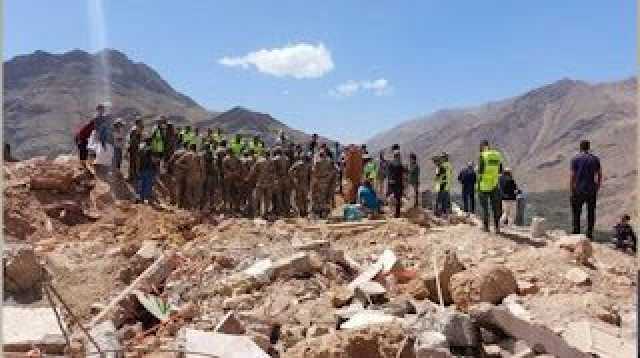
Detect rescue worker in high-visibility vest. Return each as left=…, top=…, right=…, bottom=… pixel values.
left=203, top=128, right=217, bottom=152
left=230, top=134, right=244, bottom=157
left=182, top=125, right=195, bottom=147
left=213, top=128, right=225, bottom=144
left=249, top=136, right=265, bottom=157
left=185, top=127, right=202, bottom=150
left=433, top=152, right=453, bottom=217
left=477, top=140, right=504, bottom=233
left=150, top=119, right=166, bottom=171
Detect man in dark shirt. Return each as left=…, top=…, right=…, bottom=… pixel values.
left=570, top=140, right=602, bottom=239
left=386, top=151, right=406, bottom=218
left=458, top=162, right=476, bottom=214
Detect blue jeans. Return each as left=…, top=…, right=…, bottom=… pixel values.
left=137, top=169, right=155, bottom=201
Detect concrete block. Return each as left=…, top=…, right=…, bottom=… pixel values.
left=184, top=328, right=269, bottom=358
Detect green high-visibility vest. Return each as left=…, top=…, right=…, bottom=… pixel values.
left=182, top=130, right=194, bottom=145
left=230, top=140, right=243, bottom=156
left=250, top=141, right=265, bottom=156
left=151, top=128, right=164, bottom=153
left=363, top=161, right=378, bottom=181
left=433, top=161, right=452, bottom=192
left=479, top=149, right=503, bottom=192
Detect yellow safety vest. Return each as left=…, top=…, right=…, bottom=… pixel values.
left=433, top=161, right=452, bottom=192
left=479, top=149, right=503, bottom=192
left=230, top=140, right=243, bottom=156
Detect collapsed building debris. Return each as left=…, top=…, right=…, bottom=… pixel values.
left=2, top=157, right=637, bottom=357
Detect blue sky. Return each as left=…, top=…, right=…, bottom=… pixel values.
left=5, top=1, right=635, bottom=143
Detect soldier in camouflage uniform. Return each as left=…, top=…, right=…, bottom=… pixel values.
left=311, top=149, right=336, bottom=218
left=289, top=153, right=312, bottom=217
left=185, top=144, right=205, bottom=209
left=222, top=147, right=242, bottom=213
left=250, top=150, right=275, bottom=218
left=239, top=149, right=256, bottom=216
left=272, top=147, right=291, bottom=216
left=201, top=143, right=219, bottom=210
left=213, top=141, right=228, bottom=211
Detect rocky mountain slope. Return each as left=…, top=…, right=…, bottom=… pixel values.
left=200, top=106, right=327, bottom=147
left=4, top=49, right=323, bottom=159
left=368, top=78, right=637, bottom=229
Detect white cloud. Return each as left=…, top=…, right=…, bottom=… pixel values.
left=218, top=43, right=334, bottom=79
left=329, top=78, right=391, bottom=98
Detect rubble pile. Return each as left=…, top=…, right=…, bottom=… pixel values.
left=2, top=157, right=637, bottom=357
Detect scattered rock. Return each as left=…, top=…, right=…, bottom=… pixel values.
left=516, top=281, right=538, bottom=296
left=565, top=268, right=591, bottom=285
left=424, top=250, right=465, bottom=305
left=414, top=331, right=451, bottom=358
left=215, top=311, right=246, bottom=335
left=4, top=244, right=44, bottom=303
left=449, top=264, right=517, bottom=310
left=573, top=238, right=593, bottom=265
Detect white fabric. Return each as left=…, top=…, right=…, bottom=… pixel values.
left=89, top=130, right=114, bottom=166
left=500, top=200, right=517, bottom=226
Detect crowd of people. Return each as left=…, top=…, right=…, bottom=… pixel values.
left=71, top=104, right=636, bottom=252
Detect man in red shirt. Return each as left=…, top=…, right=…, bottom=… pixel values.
left=74, top=106, right=100, bottom=168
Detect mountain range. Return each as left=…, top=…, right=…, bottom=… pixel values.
left=3, top=49, right=319, bottom=159
left=368, top=77, right=637, bottom=230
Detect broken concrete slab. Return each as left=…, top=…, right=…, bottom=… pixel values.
left=184, top=328, right=269, bottom=358
left=243, top=258, right=274, bottom=282
left=354, top=280, right=387, bottom=303
left=470, top=302, right=592, bottom=357
left=292, top=239, right=330, bottom=251
left=562, top=321, right=636, bottom=358
left=3, top=306, right=66, bottom=354
left=271, top=252, right=313, bottom=278
left=86, top=320, right=121, bottom=358
left=334, top=301, right=366, bottom=320
left=565, top=267, right=591, bottom=285
left=215, top=311, right=246, bottom=335
left=340, top=310, right=396, bottom=330
left=414, top=331, right=452, bottom=358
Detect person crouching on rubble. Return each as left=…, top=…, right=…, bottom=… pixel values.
left=357, top=179, right=381, bottom=218
left=613, top=214, right=637, bottom=253
left=136, top=137, right=156, bottom=204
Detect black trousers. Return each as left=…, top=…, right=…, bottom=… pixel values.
left=479, top=188, right=501, bottom=231
left=462, top=188, right=475, bottom=213
left=571, top=191, right=597, bottom=239
left=389, top=185, right=403, bottom=218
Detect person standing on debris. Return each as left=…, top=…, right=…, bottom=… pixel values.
left=311, top=149, right=336, bottom=218
left=458, top=161, right=477, bottom=214
left=223, top=147, right=242, bottom=213
left=249, top=135, right=265, bottom=157
left=165, top=123, right=178, bottom=161
left=74, top=114, right=96, bottom=169
left=4, top=143, right=17, bottom=162
left=570, top=140, right=602, bottom=240
left=614, top=214, right=637, bottom=253
left=239, top=150, right=256, bottom=216
left=168, top=145, right=190, bottom=208
left=201, top=141, right=219, bottom=210
left=434, top=152, right=452, bottom=216
left=127, top=119, right=144, bottom=182
left=181, top=125, right=194, bottom=147
left=150, top=119, right=166, bottom=171
left=407, top=153, right=421, bottom=208
left=136, top=137, right=155, bottom=204
left=272, top=147, right=290, bottom=215
left=308, top=133, right=319, bottom=157
left=112, top=119, right=126, bottom=173
left=376, top=151, right=388, bottom=198
left=499, top=168, right=519, bottom=227
left=343, top=144, right=364, bottom=204
left=230, top=134, right=244, bottom=157
left=363, top=154, right=379, bottom=191
left=386, top=150, right=406, bottom=218
left=478, top=140, right=504, bottom=233
left=250, top=150, right=275, bottom=218
left=289, top=152, right=312, bottom=217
